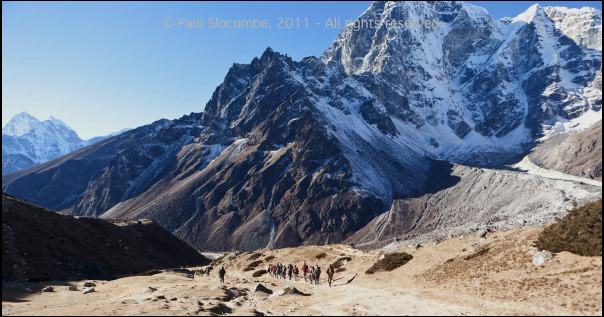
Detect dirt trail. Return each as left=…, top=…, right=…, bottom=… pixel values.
left=2, top=228, right=601, bottom=316
left=513, top=156, right=602, bottom=187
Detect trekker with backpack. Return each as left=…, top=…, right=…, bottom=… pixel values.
left=314, top=265, right=321, bottom=285
left=327, top=265, right=335, bottom=287
left=218, top=266, right=226, bottom=283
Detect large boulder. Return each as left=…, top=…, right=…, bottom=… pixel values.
left=532, top=250, right=553, bottom=266
left=269, top=285, right=309, bottom=298
left=253, top=283, right=273, bottom=294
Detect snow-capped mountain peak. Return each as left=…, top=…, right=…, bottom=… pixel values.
left=2, top=113, right=125, bottom=174
left=544, top=6, right=602, bottom=50
left=2, top=112, right=41, bottom=137
left=512, top=3, right=543, bottom=24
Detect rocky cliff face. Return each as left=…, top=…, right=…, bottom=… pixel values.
left=3, top=2, right=602, bottom=250
left=323, top=2, right=601, bottom=143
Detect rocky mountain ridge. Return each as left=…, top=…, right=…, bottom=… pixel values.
left=2, top=2, right=602, bottom=250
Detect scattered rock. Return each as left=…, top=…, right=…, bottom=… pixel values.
left=476, top=228, right=488, bottom=238
left=253, top=283, right=273, bottom=294
left=269, top=285, right=310, bottom=298
left=217, top=287, right=248, bottom=301
left=208, top=303, right=233, bottom=315
left=532, top=250, right=553, bottom=266
left=68, top=285, right=78, bottom=291
left=156, top=295, right=166, bottom=300
left=83, top=287, right=95, bottom=294
left=83, top=281, right=96, bottom=287
left=518, top=219, right=527, bottom=226
left=231, top=295, right=248, bottom=306
left=407, top=243, right=422, bottom=251
left=527, top=245, right=540, bottom=255
left=42, top=286, right=54, bottom=292
left=472, top=238, right=488, bottom=246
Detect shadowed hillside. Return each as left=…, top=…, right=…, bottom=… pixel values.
left=2, top=194, right=209, bottom=281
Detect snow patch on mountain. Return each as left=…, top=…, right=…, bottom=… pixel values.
left=541, top=109, right=602, bottom=138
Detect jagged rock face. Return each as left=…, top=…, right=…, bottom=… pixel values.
left=2, top=2, right=602, bottom=250
left=544, top=6, right=602, bottom=50
left=323, top=2, right=602, bottom=143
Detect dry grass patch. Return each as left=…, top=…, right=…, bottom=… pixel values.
left=331, top=256, right=352, bottom=270
left=244, top=260, right=264, bottom=272
left=365, top=252, right=413, bottom=274
left=536, top=200, right=602, bottom=256
left=248, top=253, right=263, bottom=261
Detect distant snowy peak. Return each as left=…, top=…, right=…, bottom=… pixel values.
left=2, top=112, right=126, bottom=175
left=2, top=112, right=41, bottom=137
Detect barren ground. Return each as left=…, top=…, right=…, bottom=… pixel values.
left=2, top=228, right=602, bottom=316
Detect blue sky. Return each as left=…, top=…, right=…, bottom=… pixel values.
left=2, top=1, right=602, bottom=138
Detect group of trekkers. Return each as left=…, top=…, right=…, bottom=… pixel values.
left=203, top=261, right=337, bottom=288
left=267, top=261, right=336, bottom=287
